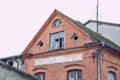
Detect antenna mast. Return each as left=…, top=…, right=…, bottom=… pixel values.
left=96, top=0, right=101, bottom=80
left=96, top=0, right=99, bottom=33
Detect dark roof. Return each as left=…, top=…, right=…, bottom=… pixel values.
left=84, top=20, right=120, bottom=27
left=55, top=10, right=120, bottom=52
left=0, top=61, right=38, bottom=80
left=0, top=55, right=22, bottom=61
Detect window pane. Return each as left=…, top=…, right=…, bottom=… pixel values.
left=108, top=72, right=116, bottom=80
left=59, top=32, right=64, bottom=48
left=68, top=70, right=82, bottom=80
left=50, top=32, right=64, bottom=50
left=53, top=19, right=62, bottom=27
left=69, top=71, right=75, bottom=80
left=60, top=37, right=64, bottom=48
left=50, top=35, right=55, bottom=50
left=35, top=73, right=45, bottom=80
left=76, top=71, right=82, bottom=80
left=59, top=32, right=64, bottom=37
left=8, top=62, right=13, bottom=66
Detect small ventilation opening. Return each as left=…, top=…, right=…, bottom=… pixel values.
left=38, top=40, right=43, bottom=48
left=72, top=34, right=78, bottom=41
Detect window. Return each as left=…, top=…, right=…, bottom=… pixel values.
left=53, top=19, right=62, bottom=27
left=37, top=40, right=44, bottom=48
left=8, top=61, right=13, bottom=66
left=35, top=72, right=45, bottom=80
left=72, top=34, right=78, bottom=41
left=68, top=70, right=82, bottom=80
left=108, top=71, right=116, bottom=80
left=50, top=32, right=64, bottom=50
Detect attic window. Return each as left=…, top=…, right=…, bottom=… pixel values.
left=8, top=61, right=13, bottom=66
left=37, top=40, right=43, bottom=48
left=72, top=34, right=78, bottom=41
left=53, top=19, right=62, bottom=27
left=50, top=32, right=64, bottom=50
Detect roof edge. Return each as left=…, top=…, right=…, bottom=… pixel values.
left=84, top=20, right=120, bottom=27
left=0, top=61, right=37, bottom=80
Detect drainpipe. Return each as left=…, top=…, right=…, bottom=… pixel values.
left=97, top=42, right=105, bottom=80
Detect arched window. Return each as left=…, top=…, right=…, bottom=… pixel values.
left=53, top=19, right=62, bottom=27
left=108, top=71, right=116, bottom=80
left=35, top=72, right=45, bottom=80
left=68, top=70, right=82, bottom=80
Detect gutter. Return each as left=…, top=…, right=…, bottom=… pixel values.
left=97, top=42, right=105, bottom=80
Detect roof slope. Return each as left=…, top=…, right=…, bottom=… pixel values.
left=56, top=10, right=120, bottom=52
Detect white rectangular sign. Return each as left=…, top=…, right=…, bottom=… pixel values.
left=35, top=53, right=83, bottom=66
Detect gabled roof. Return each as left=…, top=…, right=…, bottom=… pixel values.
left=84, top=20, right=120, bottom=27
left=53, top=10, right=120, bottom=52
left=0, top=55, right=22, bottom=61
left=0, top=61, right=37, bottom=80
left=22, top=9, right=120, bottom=56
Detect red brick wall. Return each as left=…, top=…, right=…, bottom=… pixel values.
left=100, top=47, right=120, bottom=80
left=23, top=13, right=120, bottom=80
left=24, top=46, right=120, bottom=80
left=26, top=14, right=92, bottom=54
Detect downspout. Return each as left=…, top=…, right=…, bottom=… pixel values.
left=97, top=42, right=105, bottom=80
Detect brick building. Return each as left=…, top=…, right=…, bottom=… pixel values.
left=22, top=10, right=120, bottom=80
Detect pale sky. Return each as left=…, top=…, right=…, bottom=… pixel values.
left=0, top=0, right=120, bottom=58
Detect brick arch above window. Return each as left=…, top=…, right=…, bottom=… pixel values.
left=65, top=63, right=84, bottom=73
left=33, top=67, right=47, bottom=75
left=107, top=65, right=118, bottom=71
left=33, top=67, right=47, bottom=71
left=65, top=64, right=84, bottom=68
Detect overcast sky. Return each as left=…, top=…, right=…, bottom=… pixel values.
left=0, top=0, right=120, bottom=58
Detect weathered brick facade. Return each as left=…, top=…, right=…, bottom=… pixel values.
left=22, top=10, right=120, bottom=80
